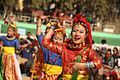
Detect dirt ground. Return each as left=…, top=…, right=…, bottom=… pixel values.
left=22, top=75, right=30, bottom=80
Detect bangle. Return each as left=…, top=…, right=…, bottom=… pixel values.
left=50, top=26, right=55, bottom=30
left=86, top=62, right=94, bottom=68
left=86, top=62, right=90, bottom=68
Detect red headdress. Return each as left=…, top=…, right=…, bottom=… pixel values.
left=73, top=14, right=92, bottom=48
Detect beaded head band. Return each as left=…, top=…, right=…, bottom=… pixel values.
left=73, top=14, right=90, bottom=32
left=54, top=28, right=66, bottom=36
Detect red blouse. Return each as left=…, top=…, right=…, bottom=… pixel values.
left=42, top=38, right=102, bottom=75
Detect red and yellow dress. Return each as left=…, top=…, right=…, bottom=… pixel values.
left=42, top=38, right=102, bottom=80
left=0, top=36, right=22, bottom=80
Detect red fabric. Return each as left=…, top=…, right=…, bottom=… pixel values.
left=111, top=69, right=120, bottom=80
left=42, top=39, right=102, bottom=75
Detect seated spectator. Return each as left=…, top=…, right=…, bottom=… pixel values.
left=26, top=32, right=34, bottom=43
left=102, top=48, right=114, bottom=80
left=100, top=39, right=108, bottom=58
left=111, top=56, right=120, bottom=80
left=20, top=39, right=35, bottom=75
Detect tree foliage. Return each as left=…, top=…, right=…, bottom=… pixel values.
left=0, top=0, right=19, bottom=14
left=0, top=0, right=119, bottom=21
left=29, top=0, right=46, bottom=10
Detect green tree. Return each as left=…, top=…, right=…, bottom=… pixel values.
left=30, top=0, right=46, bottom=10
left=84, top=0, right=110, bottom=21
left=0, top=0, right=18, bottom=15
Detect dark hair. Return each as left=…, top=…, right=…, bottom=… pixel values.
left=20, top=38, right=28, bottom=45
left=101, top=39, right=107, bottom=44
left=113, top=47, right=119, bottom=54
left=92, top=40, right=94, bottom=44
left=27, top=32, right=31, bottom=35
left=0, top=39, right=3, bottom=42
left=107, top=48, right=111, bottom=53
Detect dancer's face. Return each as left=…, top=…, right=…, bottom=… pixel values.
left=7, top=27, right=15, bottom=37
left=72, top=25, right=86, bottom=44
left=53, top=33, right=64, bottom=43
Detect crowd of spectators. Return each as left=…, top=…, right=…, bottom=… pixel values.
left=0, top=0, right=96, bottom=28
left=92, top=39, right=120, bottom=80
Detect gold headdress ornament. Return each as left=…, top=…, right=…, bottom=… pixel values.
left=46, top=21, right=66, bottom=36
left=46, top=22, right=58, bottom=28
left=54, top=27, right=66, bottom=36
left=8, top=23, right=16, bottom=32
left=9, top=23, right=16, bottom=28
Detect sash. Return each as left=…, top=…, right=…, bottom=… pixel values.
left=43, top=63, right=62, bottom=75
left=3, top=47, right=15, bottom=55
left=63, top=74, right=88, bottom=80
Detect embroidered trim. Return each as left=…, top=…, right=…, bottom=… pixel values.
left=6, top=36, right=15, bottom=40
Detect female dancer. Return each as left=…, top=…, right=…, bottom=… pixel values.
left=0, top=24, right=22, bottom=80
left=42, top=14, right=102, bottom=80
left=31, top=17, right=66, bottom=80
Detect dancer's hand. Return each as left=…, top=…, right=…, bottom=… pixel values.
left=37, top=16, right=48, bottom=27
left=72, top=62, right=86, bottom=71
left=37, top=18, right=41, bottom=27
